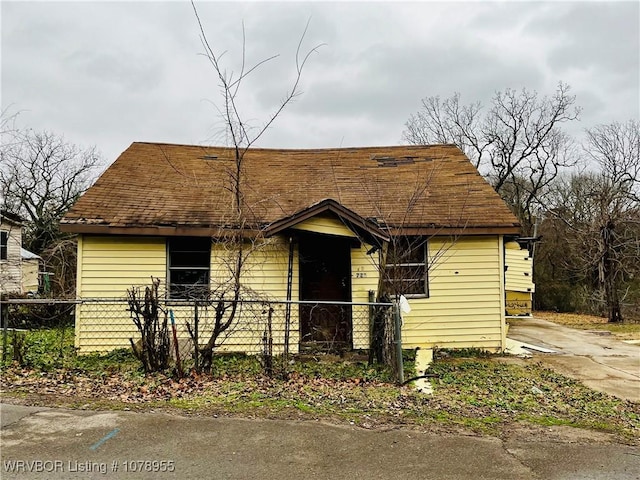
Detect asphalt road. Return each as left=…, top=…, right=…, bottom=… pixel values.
left=1, top=404, right=639, bottom=479
left=508, top=317, right=640, bottom=402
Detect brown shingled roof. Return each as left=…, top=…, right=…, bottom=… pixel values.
left=60, top=142, right=520, bottom=236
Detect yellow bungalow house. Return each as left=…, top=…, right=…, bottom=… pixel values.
left=60, top=143, right=521, bottom=354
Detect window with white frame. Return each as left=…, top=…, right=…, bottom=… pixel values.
left=383, top=236, right=429, bottom=297
left=167, top=237, right=211, bottom=299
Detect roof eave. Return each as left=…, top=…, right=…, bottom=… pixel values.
left=60, top=221, right=521, bottom=238
left=59, top=223, right=262, bottom=239
left=388, top=225, right=522, bottom=236
left=1, top=210, right=24, bottom=226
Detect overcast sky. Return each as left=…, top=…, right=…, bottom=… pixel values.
left=2, top=1, right=639, bottom=165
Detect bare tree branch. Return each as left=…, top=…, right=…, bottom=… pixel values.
left=0, top=129, right=102, bottom=253
left=182, top=2, right=322, bottom=372
left=540, top=119, right=640, bottom=322
left=403, top=82, right=581, bottom=234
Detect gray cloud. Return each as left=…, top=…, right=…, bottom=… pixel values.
left=2, top=1, right=637, bottom=164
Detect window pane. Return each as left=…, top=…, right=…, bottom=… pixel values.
left=168, top=237, right=210, bottom=251
left=169, top=269, right=210, bottom=300
left=384, top=265, right=425, bottom=295
left=383, top=237, right=428, bottom=296
left=168, top=236, right=211, bottom=299
left=171, top=269, right=209, bottom=285
left=388, top=237, right=425, bottom=264
left=170, top=251, right=210, bottom=268
left=399, top=265, right=425, bottom=280
left=169, top=283, right=210, bottom=300
left=0, top=232, right=7, bottom=260
left=397, top=278, right=426, bottom=295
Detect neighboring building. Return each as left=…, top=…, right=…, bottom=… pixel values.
left=21, top=248, right=42, bottom=295
left=1, top=211, right=42, bottom=296
left=61, top=142, right=521, bottom=353
left=1, top=211, right=25, bottom=295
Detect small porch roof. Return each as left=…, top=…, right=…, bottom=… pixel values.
left=264, top=198, right=390, bottom=245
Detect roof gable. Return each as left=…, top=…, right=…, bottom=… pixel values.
left=264, top=198, right=390, bottom=245
left=61, top=142, right=520, bottom=236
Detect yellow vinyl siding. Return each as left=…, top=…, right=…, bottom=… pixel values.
left=351, top=242, right=379, bottom=349
left=292, top=215, right=357, bottom=237
left=208, top=236, right=299, bottom=354
left=351, top=243, right=379, bottom=299
left=231, top=237, right=293, bottom=297
left=78, top=236, right=166, bottom=297
left=401, top=236, right=505, bottom=351
left=75, top=230, right=507, bottom=354
left=76, top=235, right=166, bottom=352
left=76, top=235, right=296, bottom=354
left=504, top=242, right=534, bottom=316
left=505, top=244, right=535, bottom=292
left=506, top=291, right=533, bottom=316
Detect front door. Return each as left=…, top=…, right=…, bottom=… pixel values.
left=299, top=234, right=352, bottom=349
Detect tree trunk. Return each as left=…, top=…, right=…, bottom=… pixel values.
left=601, top=222, right=623, bottom=323
left=604, top=275, right=623, bottom=323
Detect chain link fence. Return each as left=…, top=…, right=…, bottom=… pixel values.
left=1, top=297, right=404, bottom=382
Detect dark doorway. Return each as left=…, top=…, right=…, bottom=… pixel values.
left=299, top=234, right=352, bottom=350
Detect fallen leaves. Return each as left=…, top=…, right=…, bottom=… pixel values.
left=1, top=356, right=639, bottom=445
left=0, top=366, right=398, bottom=410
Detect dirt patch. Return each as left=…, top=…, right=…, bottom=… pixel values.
left=534, top=311, right=640, bottom=341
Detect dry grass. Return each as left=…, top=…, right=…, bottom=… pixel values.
left=535, top=311, right=640, bottom=341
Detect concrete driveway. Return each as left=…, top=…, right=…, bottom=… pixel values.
left=507, top=317, right=640, bottom=402
left=1, top=404, right=639, bottom=479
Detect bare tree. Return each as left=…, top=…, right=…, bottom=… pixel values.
left=182, top=2, right=322, bottom=372
left=0, top=106, right=20, bottom=138
left=542, top=120, right=640, bottom=322
left=403, top=83, right=580, bottom=234
left=0, top=128, right=101, bottom=297
left=582, top=120, right=639, bottom=322
left=128, top=278, right=171, bottom=373
left=585, top=120, right=639, bottom=203
left=352, top=159, right=472, bottom=368
left=0, top=129, right=101, bottom=254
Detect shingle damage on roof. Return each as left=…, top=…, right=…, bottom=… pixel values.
left=60, top=142, right=521, bottom=236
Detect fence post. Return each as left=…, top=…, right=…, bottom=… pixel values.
left=194, top=302, right=199, bottom=374
left=393, top=302, right=404, bottom=384
left=368, top=290, right=374, bottom=343
left=1, top=298, right=7, bottom=363
left=284, top=237, right=294, bottom=360
left=367, top=291, right=374, bottom=364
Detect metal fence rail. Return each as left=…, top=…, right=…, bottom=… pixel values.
left=1, top=297, right=404, bottom=382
